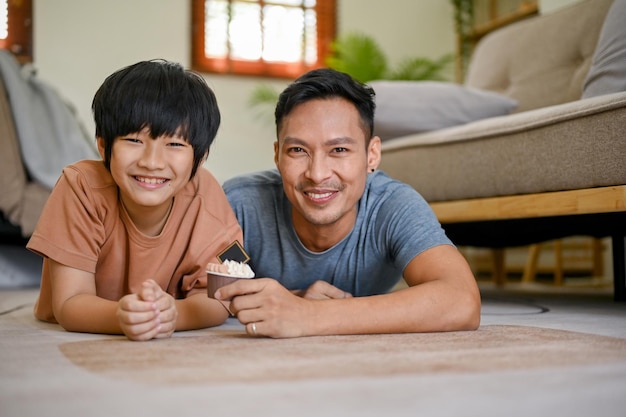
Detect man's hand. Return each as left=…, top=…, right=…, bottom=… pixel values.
left=215, top=278, right=320, bottom=338
left=298, top=280, right=353, bottom=300
left=117, top=280, right=178, bottom=341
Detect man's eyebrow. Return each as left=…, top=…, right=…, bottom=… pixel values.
left=282, top=137, right=307, bottom=146
left=281, top=136, right=357, bottom=147
left=325, top=137, right=357, bottom=147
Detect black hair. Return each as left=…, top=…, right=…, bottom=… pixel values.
left=92, top=59, right=221, bottom=178
left=274, top=68, right=376, bottom=141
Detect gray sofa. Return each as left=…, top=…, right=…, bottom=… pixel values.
left=377, top=0, right=626, bottom=300
left=0, top=75, right=49, bottom=240
left=0, top=50, right=97, bottom=240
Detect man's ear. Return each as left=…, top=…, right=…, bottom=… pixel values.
left=96, top=137, right=106, bottom=160
left=273, top=141, right=280, bottom=169
left=367, top=136, right=382, bottom=172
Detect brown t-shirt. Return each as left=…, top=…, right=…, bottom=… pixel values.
left=27, top=160, right=243, bottom=323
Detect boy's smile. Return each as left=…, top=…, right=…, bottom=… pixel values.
left=97, top=128, right=194, bottom=235
left=134, top=176, right=169, bottom=186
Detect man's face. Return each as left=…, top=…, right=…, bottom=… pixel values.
left=274, top=98, right=380, bottom=237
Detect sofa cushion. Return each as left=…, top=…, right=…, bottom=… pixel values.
left=466, top=0, right=613, bottom=112
left=369, top=80, right=518, bottom=140
left=379, top=92, right=626, bottom=202
left=582, top=0, right=626, bottom=98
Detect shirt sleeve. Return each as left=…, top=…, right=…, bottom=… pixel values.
left=377, top=184, right=453, bottom=273
left=27, top=166, right=107, bottom=273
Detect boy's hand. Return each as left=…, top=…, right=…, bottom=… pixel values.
left=116, top=280, right=177, bottom=341
left=117, top=291, right=161, bottom=341
left=138, top=280, right=178, bottom=339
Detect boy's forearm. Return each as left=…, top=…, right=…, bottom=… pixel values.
left=174, top=293, right=229, bottom=331
left=56, top=294, right=123, bottom=335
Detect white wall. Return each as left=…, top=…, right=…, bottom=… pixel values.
left=540, top=0, right=583, bottom=14
left=33, top=0, right=456, bottom=183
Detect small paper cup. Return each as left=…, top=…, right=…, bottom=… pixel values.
left=207, top=271, right=244, bottom=299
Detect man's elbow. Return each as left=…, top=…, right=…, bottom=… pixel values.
left=457, top=290, right=481, bottom=331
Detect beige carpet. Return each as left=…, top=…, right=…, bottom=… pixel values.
left=3, top=289, right=626, bottom=417
left=58, top=325, right=626, bottom=385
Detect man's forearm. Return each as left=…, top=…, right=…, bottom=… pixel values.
left=305, top=283, right=480, bottom=336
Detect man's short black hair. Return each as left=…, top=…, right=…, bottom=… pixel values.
left=274, top=68, right=376, bottom=141
left=92, top=59, right=221, bottom=178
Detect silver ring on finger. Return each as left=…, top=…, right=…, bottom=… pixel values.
left=251, top=322, right=257, bottom=336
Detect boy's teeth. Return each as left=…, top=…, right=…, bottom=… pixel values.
left=136, top=176, right=166, bottom=184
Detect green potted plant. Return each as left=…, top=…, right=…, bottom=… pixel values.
left=249, top=31, right=453, bottom=118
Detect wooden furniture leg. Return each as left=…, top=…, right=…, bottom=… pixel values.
left=522, top=244, right=541, bottom=283
left=553, top=239, right=564, bottom=286
left=613, top=235, right=625, bottom=301
left=492, top=248, right=506, bottom=285
left=592, top=238, right=604, bottom=277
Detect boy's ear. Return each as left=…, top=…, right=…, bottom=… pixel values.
left=96, top=137, right=106, bottom=159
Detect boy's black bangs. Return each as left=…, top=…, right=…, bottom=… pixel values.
left=111, top=82, right=192, bottom=141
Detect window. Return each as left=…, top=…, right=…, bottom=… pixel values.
left=0, top=0, right=32, bottom=63
left=192, top=0, right=336, bottom=78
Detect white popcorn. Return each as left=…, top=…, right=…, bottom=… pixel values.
left=222, top=259, right=255, bottom=278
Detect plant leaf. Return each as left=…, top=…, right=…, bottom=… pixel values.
left=389, top=54, right=454, bottom=81
left=248, top=84, right=280, bottom=123
left=325, top=32, right=388, bottom=83
left=248, top=84, right=280, bottom=107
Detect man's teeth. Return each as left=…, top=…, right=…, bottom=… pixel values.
left=308, top=192, right=333, bottom=199
left=136, top=176, right=167, bottom=184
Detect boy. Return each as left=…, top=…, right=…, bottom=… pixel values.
left=27, top=60, right=242, bottom=341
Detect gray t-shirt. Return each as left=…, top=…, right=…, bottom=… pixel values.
left=223, top=169, right=453, bottom=296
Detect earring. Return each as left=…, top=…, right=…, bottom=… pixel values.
left=370, top=169, right=375, bottom=173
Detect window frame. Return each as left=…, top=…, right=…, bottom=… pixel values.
left=0, top=0, right=33, bottom=63
left=191, top=0, right=336, bottom=79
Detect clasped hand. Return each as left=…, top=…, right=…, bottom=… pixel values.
left=117, top=279, right=177, bottom=341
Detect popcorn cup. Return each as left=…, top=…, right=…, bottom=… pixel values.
left=206, top=271, right=243, bottom=299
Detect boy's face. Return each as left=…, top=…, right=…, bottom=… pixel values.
left=274, top=97, right=381, bottom=239
left=97, top=127, right=194, bottom=225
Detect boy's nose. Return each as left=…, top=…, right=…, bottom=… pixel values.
left=138, top=143, right=166, bottom=169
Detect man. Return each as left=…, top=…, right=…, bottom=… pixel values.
left=217, top=68, right=481, bottom=338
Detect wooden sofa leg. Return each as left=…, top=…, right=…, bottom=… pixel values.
left=592, top=238, right=604, bottom=278
left=613, top=235, right=625, bottom=302
left=553, top=240, right=564, bottom=286
left=522, top=244, right=541, bottom=283
left=492, top=249, right=506, bottom=286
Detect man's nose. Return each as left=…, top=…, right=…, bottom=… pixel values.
left=305, top=154, right=331, bottom=183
